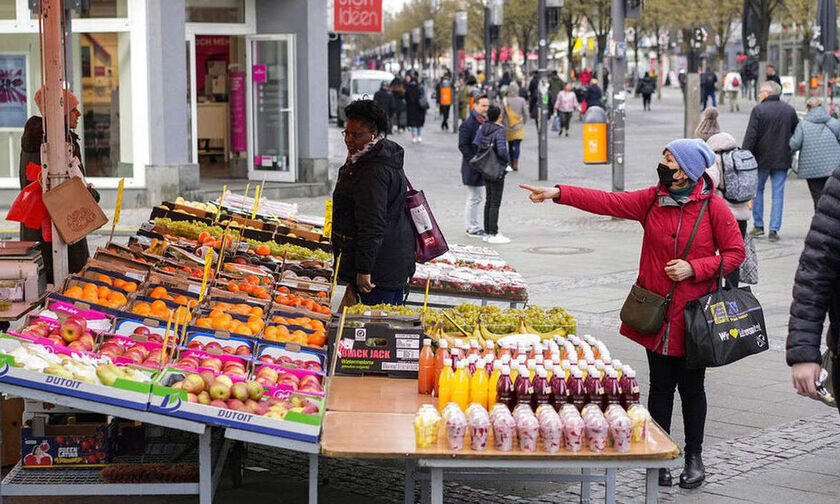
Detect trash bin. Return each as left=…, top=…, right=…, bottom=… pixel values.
left=583, top=106, right=609, bottom=164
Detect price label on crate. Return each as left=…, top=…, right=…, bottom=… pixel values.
left=323, top=199, right=333, bottom=239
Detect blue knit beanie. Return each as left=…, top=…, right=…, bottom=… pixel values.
left=665, top=139, right=716, bottom=182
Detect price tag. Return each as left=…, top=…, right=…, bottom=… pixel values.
left=323, top=200, right=333, bottom=239
left=125, top=272, right=144, bottom=281
left=188, top=284, right=202, bottom=294
left=113, top=178, right=125, bottom=226
left=215, top=185, right=227, bottom=221
left=199, top=248, right=213, bottom=301
left=251, top=184, right=261, bottom=219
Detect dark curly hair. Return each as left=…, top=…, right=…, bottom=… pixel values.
left=344, top=99, right=389, bottom=135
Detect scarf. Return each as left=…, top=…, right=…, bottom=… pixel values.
left=347, top=134, right=385, bottom=166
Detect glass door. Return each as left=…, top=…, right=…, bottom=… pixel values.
left=246, top=34, right=295, bottom=182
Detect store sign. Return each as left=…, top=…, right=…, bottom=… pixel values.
left=229, top=72, right=246, bottom=152
left=252, top=65, right=266, bottom=83
left=334, top=0, right=383, bottom=34
left=0, top=54, right=27, bottom=128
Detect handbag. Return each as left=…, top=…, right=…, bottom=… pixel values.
left=739, top=232, right=758, bottom=284
left=404, top=177, right=449, bottom=263
left=684, top=261, right=769, bottom=369
left=620, top=198, right=709, bottom=335
left=469, top=137, right=506, bottom=182
left=42, top=177, right=108, bottom=245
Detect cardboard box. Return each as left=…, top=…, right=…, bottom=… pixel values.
left=332, top=321, right=422, bottom=378
left=21, top=417, right=116, bottom=468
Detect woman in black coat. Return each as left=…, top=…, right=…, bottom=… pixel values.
left=788, top=165, right=840, bottom=415
left=472, top=104, right=510, bottom=244
left=332, top=100, right=415, bottom=306
left=404, top=75, right=427, bottom=143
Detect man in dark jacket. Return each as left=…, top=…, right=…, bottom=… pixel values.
left=373, top=82, right=394, bottom=136
left=332, top=100, right=415, bottom=305
left=459, top=94, right=489, bottom=237
left=764, top=64, right=781, bottom=86
left=787, top=165, right=840, bottom=415
left=700, top=67, right=718, bottom=110
left=743, top=81, right=799, bottom=241
left=584, top=79, right=603, bottom=109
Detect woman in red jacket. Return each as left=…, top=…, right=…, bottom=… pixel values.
left=522, top=139, right=745, bottom=489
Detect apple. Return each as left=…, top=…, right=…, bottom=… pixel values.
left=256, top=366, right=279, bottom=382
left=187, top=393, right=199, bottom=403
left=61, top=316, right=87, bottom=343
left=222, top=346, right=234, bottom=355
left=231, top=382, right=249, bottom=401
left=257, top=355, right=274, bottom=364
left=187, top=341, right=203, bottom=350
left=182, top=374, right=205, bottom=394
left=226, top=398, right=245, bottom=411
left=209, top=399, right=228, bottom=409
left=214, top=375, right=233, bottom=388
left=234, top=345, right=251, bottom=356
left=210, top=382, right=231, bottom=401
left=278, top=356, right=293, bottom=364
left=245, top=381, right=264, bottom=401
left=133, top=326, right=151, bottom=337
left=171, top=381, right=184, bottom=390
left=147, top=333, right=164, bottom=343
left=201, top=357, right=223, bottom=372
left=254, top=402, right=270, bottom=415
left=205, top=342, right=222, bottom=352
left=199, top=371, right=216, bottom=390
left=197, top=391, right=211, bottom=405
left=68, top=341, right=88, bottom=351
left=301, top=404, right=320, bottom=415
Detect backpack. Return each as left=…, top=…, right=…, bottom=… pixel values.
left=731, top=76, right=740, bottom=87
left=719, top=148, right=758, bottom=203
left=700, top=72, right=714, bottom=88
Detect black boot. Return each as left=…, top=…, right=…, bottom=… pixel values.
left=658, top=468, right=672, bottom=487
left=679, top=452, right=705, bottom=489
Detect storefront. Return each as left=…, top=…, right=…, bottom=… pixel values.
left=0, top=0, right=328, bottom=207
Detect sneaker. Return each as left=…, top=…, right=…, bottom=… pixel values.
left=505, top=166, right=513, bottom=173
left=748, top=227, right=764, bottom=237
left=768, top=231, right=779, bottom=242
left=411, top=137, right=417, bottom=144
left=466, top=229, right=487, bottom=238
left=487, top=233, right=511, bottom=244
left=417, top=136, right=422, bottom=143
left=565, top=132, right=569, bottom=137
left=482, top=234, right=491, bottom=242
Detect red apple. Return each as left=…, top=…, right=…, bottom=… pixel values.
left=234, top=345, right=251, bottom=356
left=187, top=341, right=203, bottom=350
left=257, top=355, right=274, bottom=364
left=209, top=399, right=228, bottom=409
left=61, top=316, right=87, bottom=343
left=133, top=326, right=151, bottom=337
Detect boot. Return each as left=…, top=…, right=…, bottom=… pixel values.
left=511, top=159, right=518, bottom=171
left=679, top=452, right=705, bottom=489
left=658, top=468, right=672, bottom=487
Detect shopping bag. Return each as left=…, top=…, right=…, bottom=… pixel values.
left=684, top=264, right=769, bottom=369
left=405, top=178, right=449, bottom=263
left=551, top=115, right=561, bottom=131
left=42, top=177, right=108, bottom=245
left=7, top=179, right=48, bottom=230
left=739, top=233, right=758, bottom=284
left=468, top=138, right=506, bottom=182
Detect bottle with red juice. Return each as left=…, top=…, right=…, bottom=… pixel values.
left=515, top=368, right=533, bottom=406
left=497, top=365, right=515, bottom=410
left=532, top=368, right=552, bottom=410
left=602, top=368, right=621, bottom=410
left=568, top=367, right=587, bottom=411
left=621, top=368, right=640, bottom=409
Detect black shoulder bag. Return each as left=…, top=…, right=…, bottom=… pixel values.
left=468, top=136, right=506, bottom=182
left=619, top=198, right=709, bottom=335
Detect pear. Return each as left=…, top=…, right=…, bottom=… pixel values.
left=44, top=365, right=74, bottom=379
left=96, top=365, right=119, bottom=386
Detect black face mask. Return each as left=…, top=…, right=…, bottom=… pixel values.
left=657, top=163, right=677, bottom=187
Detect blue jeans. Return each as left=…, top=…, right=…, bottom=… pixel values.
left=358, top=285, right=408, bottom=305
left=508, top=140, right=521, bottom=161
left=701, top=89, right=716, bottom=109
left=410, top=126, right=423, bottom=136
left=753, top=169, right=787, bottom=232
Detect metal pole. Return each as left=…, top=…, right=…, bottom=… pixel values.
left=610, top=0, right=625, bottom=193
left=538, top=0, right=548, bottom=181
left=452, top=20, right=459, bottom=134
left=42, top=0, right=69, bottom=284
left=484, top=6, right=491, bottom=96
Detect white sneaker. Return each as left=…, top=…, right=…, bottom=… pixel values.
left=417, top=136, right=423, bottom=143
left=411, top=137, right=417, bottom=144
left=487, top=233, right=511, bottom=244
left=482, top=234, right=491, bottom=242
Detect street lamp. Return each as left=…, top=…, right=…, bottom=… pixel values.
left=483, top=0, right=503, bottom=94
left=452, top=11, right=468, bottom=133
left=402, top=32, right=410, bottom=70
left=411, top=28, right=421, bottom=70
left=424, top=19, right=434, bottom=78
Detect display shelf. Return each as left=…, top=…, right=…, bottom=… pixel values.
left=404, top=288, right=527, bottom=309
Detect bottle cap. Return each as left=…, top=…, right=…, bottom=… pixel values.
left=493, top=359, right=502, bottom=370
left=608, top=369, right=618, bottom=378
left=612, top=359, right=622, bottom=368
left=538, top=368, right=548, bottom=378
left=626, top=369, right=636, bottom=378
left=501, top=354, right=511, bottom=363
left=573, top=368, right=583, bottom=378
left=535, top=355, right=544, bottom=364
left=561, top=359, right=571, bottom=368
left=468, top=354, right=477, bottom=363
left=443, top=358, right=452, bottom=366
left=501, top=365, right=511, bottom=374
left=510, top=360, right=520, bottom=369
left=517, top=354, right=526, bottom=364
left=456, top=360, right=466, bottom=369
left=527, top=359, right=536, bottom=369
left=423, top=339, right=431, bottom=346
left=544, top=360, right=554, bottom=369
left=595, top=359, right=605, bottom=369
left=439, top=339, right=449, bottom=348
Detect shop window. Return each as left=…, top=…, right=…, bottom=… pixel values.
left=186, top=0, right=245, bottom=23
left=30, top=0, right=127, bottom=19
left=0, top=0, right=15, bottom=19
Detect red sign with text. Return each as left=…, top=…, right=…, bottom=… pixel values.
left=334, top=0, right=382, bottom=33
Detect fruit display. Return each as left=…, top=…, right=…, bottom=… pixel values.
left=171, top=352, right=249, bottom=378
left=244, top=239, right=332, bottom=262
left=207, top=301, right=265, bottom=318
left=15, top=316, right=97, bottom=353
left=273, top=289, right=331, bottom=315
left=262, top=324, right=325, bottom=346
left=129, top=299, right=192, bottom=324
left=99, top=337, right=169, bottom=367
left=344, top=304, right=422, bottom=317
left=82, top=273, right=139, bottom=292
left=152, top=218, right=239, bottom=243
left=63, top=281, right=129, bottom=309
left=256, top=351, right=323, bottom=373
left=253, top=365, right=324, bottom=395
left=412, top=261, right=527, bottom=301
left=224, top=275, right=272, bottom=300
left=167, top=372, right=265, bottom=410
left=172, top=196, right=218, bottom=215
left=185, top=337, right=252, bottom=356
left=193, top=309, right=265, bottom=336
left=146, top=286, right=199, bottom=308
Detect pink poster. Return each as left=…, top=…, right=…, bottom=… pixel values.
left=253, top=65, right=267, bottom=83
left=229, top=71, right=246, bottom=152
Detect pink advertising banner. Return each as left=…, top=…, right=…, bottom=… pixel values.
left=252, top=65, right=267, bottom=83
left=229, top=71, right=246, bottom=152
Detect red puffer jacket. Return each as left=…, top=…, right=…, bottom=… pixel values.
left=554, top=174, right=745, bottom=357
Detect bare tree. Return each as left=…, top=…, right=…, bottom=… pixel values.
left=561, top=0, right=585, bottom=76
left=582, top=0, right=612, bottom=80
left=783, top=0, right=817, bottom=84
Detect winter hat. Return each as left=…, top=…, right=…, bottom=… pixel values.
left=665, top=138, right=716, bottom=182
left=34, top=85, right=79, bottom=116
left=694, top=107, right=720, bottom=141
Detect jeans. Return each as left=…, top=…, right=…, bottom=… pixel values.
left=724, top=220, right=748, bottom=288
left=410, top=126, right=423, bottom=137
left=440, top=105, right=450, bottom=129
left=701, top=88, right=716, bottom=109
left=508, top=140, right=521, bottom=161
left=558, top=111, right=572, bottom=131
left=753, top=169, right=787, bottom=232
left=358, top=285, right=408, bottom=306
left=727, top=90, right=739, bottom=111
left=807, top=177, right=828, bottom=211
left=465, top=185, right=485, bottom=233
left=642, top=93, right=652, bottom=110
left=484, top=177, right=505, bottom=235
left=647, top=350, right=707, bottom=455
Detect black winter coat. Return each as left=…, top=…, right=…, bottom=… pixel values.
left=405, top=83, right=426, bottom=127
left=742, top=95, right=799, bottom=171
left=332, top=139, right=415, bottom=290
left=584, top=85, right=602, bottom=108
left=458, top=111, right=485, bottom=186
left=787, top=166, right=840, bottom=364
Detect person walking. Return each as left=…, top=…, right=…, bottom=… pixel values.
left=435, top=73, right=453, bottom=131
left=391, top=75, right=407, bottom=134
left=705, top=132, right=752, bottom=288
left=787, top=165, right=840, bottom=417
left=764, top=64, right=781, bottom=86
left=404, top=75, right=427, bottom=144
left=638, top=72, right=656, bottom=111
left=694, top=107, right=720, bottom=142
left=723, top=69, right=741, bottom=112
left=743, top=81, right=799, bottom=242
left=521, top=138, right=745, bottom=489
left=528, top=71, right=540, bottom=128
left=789, top=97, right=840, bottom=210
left=501, top=82, right=528, bottom=171
left=548, top=71, right=564, bottom=103
left=554, top=82, right=579, bottom=136
left=332, top=100, right=415, bottom=306
left=474, top=105, right=511, bottom=244
left=459, top=94, right=490, bottom=238
left=373, top=82, right=394, bottom=136
left=584, top=78, right=603, bottom=110
left=700, top=67, right=718, bottom=110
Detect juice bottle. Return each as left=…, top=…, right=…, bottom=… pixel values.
left=544, top=360, right=554, bottom=383
left=550, top=365, right=569, bottom=410
left=497, top=365, right=515, bottom=410
left=484, top=356, right=494, bottom=376
left=586, top=367, right=605, bottom=409
left=418, top=339, right=435, bottom=394
left=451, top=360, right=471, bottom=411
left=612, top=360, right=623, bottom=380
left=487, top=360, right=502, bottom=408
left=510, top=360, right=520, bottom=384
left=532, top=368, right=552, bottom=409
left=568, top=367, right=587, bottom=411
left=437, top=358, right=455, bottom=410
left=433, top=339, right=451, bottom=395
left=483, top=340, right=495, bottom=359
left=468, top=339, right=481, bottom=357
left=515, top=368, right=533, bottom=406
left=561, top=359, right=571, bottom=381
left=526, top=359, right=537, bottom=382
left=621, top=368, right=640, bottom=409
left=595, top=360, right=606, bottom=384
left=467, top=354, right=478, bottom=375
left=470, top=358, right=489, bottom=409
left=603, top=368, right=621, bottom=410
left=578, top=359, right=589, bottom=380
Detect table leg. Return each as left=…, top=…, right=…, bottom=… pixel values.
left=645, top=468, right=659, bottom=504
left=580, top=468, right=591, bottom=504
left=605, top=468, right=616, bottom=504
left=430, top=468, right=443, bottom=504
left=420, top=478, right=429, bottom=504
left=404, top=459, right=416, bottom=504
left=309, top=453, right=318, bottom=504
left=199, top=428, right=212, bottom=504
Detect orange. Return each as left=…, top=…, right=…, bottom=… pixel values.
left=316, top=291, right=327, bottom=299
left=249, top=306, right=264, bottom=317
left=237, top=326, right=253, bottom=336
left=150, top=286, right=168, bottom=298
left=187, top=299, right=198, bottom=308
left=277, top=286, right=290, bottom=294
left=132, top=304, right=152, bottom=316
left=97, top=286, right=111, bottom=299
left=123, top=282, right=137, bottom=292
left=256, top=244, right=271, bottom=256
left=308, top=319, right=325, bottom=331
left=96, top=274, right=113, bottom=285
left=226, top=281, right=239, bottom=292
left=235, top=304, right=250, bottom=315
left=263, top=326, right=278, bottom=340
left=112, top=278, right=126, bottom=289
left=107, top=291, right=127, bottom=305
left=64, top=286, right=84, bottom=299
left=151, top=300, right=168, bottom=312
left=247, top=321, right=263, bottom=334
left=307, top=331, right=327, bottom=347
left=196, top=317, right=213, bottom=329
left=82, top=282, right=98, bottom=294
left=174, top=306, right=191, bottom=324
left=173, top=295, right=188, bottom=305
left=83, top=291, right=100, bottom=303
left=209, top=309, right=226, bottom=320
